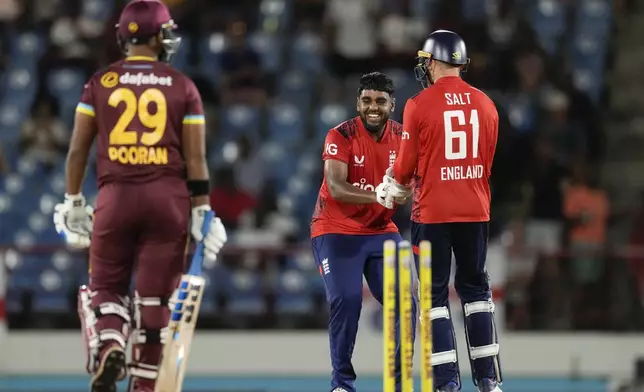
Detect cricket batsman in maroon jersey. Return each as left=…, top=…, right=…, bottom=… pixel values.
left=52, top=1, right=227, bottom=391
left=376, top=30, right=503, bottom=392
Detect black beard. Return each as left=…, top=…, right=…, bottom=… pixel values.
left=360, top=115, right=387, bottom=135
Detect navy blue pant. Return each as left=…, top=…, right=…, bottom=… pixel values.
left=312, top=232, right=418, bottom=392
left=411, top=221, right=495, bottom=388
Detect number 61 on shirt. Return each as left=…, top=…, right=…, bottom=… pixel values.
left=443, top=109, right=479, bottom=160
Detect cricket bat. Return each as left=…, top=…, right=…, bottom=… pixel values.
left=155, top=210, right=214, bottom=392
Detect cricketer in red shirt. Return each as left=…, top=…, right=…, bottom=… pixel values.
left=392, top=75, right=498, bottom=224
left=309, top=72, right=416, bottom=392
left=309, top=115, right=402, bottom=237
left=381, top=30, right=504, bottom=391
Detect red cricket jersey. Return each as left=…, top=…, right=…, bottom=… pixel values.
left=310, top=117, right=402, bottom=238
left=392, top=76, right=498, bottom=224
left=76, top=55, right=205, bottom=189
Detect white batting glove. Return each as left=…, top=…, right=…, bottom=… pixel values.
left=382, top=168, right=413, bottom=199
left=376, top=183, right=395, bottom=209
left=53, top=193, right=94, bottom=249
left=191, top=205, right=227, bottom=261
left=383, top=166, right=397, bottom=185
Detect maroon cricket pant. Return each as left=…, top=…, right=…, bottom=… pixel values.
left=89, top=178, right=190, bottom=374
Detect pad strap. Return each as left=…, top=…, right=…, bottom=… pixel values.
left=131, top=294, right=170, bottom=345
left=470, top=343, right=500, bottom=360
left=463, top=301, right=499, bottom=359
left=129, top=363, right=159, bottom=380
left=463, top=299, right=503, bottom=384
left=431, top=350, right=458, bottom=365
left=131, top=327, right=169, bottom=344
left=94, top=302, right=131, bottom=323
left=463, top=300, right=495, bottom=316
left=429, top=306, right=458, bottom=365
left=430, top=306, right=450, bottom=320
left=97, top=329, right=128, bottom=349
left=78, top=286, right=131, bottom=375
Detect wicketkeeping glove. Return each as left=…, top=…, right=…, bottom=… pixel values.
left=191, top=205, right=227, bottom=261
left=53, top=193, right=94, bottom=249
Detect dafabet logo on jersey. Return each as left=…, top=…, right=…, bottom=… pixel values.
left=100, top=72, right=119, bottom=88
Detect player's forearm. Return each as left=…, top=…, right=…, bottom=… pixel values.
left=392, top=159, right=415, bottom=186
left=399, top=100, right=420, bottom=185
left=328, top=181, right=377, bottom=204
left=185, top=158, right=210, bottom=207
left=391, top=141, right=417, bottom=186
left=191, top=195, right=209, bottom=207
left=65, top=149, right=88, bottom=195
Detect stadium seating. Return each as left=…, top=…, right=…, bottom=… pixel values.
left=0, top=0, right=611, bottom=318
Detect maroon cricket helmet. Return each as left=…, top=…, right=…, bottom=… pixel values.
left=116, top=0, right=181, bottom=63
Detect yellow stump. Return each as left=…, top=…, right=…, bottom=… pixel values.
left=419, top=241, right=433, bottom=392
left=383, top=240, right=397, bottom=392
left=398, top=241, right=414, bottom=392
left=383, top=239, right=433, bottom=392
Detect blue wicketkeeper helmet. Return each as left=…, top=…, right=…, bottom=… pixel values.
left=414, top=30, right=470, bottom=88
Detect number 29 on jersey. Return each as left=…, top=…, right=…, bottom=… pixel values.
left=108, top=87, right=169, bottom=166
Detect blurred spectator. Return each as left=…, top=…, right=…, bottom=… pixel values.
left=529, top=254, right=572, bottom=329
left=293, top=0, right=326, bottom=24
left=0, top=0, right=20, bottom=22
left=522, top=141, right=567, bottom=258
left=486, top=0, right=519, bottom=50
left=508, top=50, right=547, bottom=136
left=39, top=3, right=98, bottom=77
left=378, top=11, right=427, bottom=66
left=563, top=162, right=609, bottom=284
left=0, top=142, right=8, bottom=174
left=209, top=166, right=257, bottom=230
left=324, top=0, right=379, bottom=77
left=253, top=178, right=280, bottom=230
left=18, top=98, right=67, bottom=170
left=562, top=162, right=610, bottom=329
left=231, top=135, right=267, bottom=198
left=319, top=77, right=344, bottom=105
left=629, top=193, right=644, bottom=302
left=219, top=19, right=267, bottom=106
left=0, top=0, right=625, bottom=332
left=537, top=88, right=587, bottom=165
left=515, top=49, right=546, bottom=92
left=22, top=0, right=63, bottom=29
left=553, top=76, right=605, bottom=164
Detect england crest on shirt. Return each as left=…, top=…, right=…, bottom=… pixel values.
left=389, top=150, right=396, bottom=167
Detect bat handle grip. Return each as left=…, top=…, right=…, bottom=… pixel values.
left=200, top=210, right=215, bottom=238
left=187, top=210, right=215, bottom=276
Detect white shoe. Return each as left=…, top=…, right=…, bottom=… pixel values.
left=479, top=385, right=502, bottom=392
left=477, top=378, right=502, bottom=392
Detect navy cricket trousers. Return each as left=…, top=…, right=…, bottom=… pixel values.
left=311, top=232, right=418, bottom=392
left=411, top=221, right=495, bottom=388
